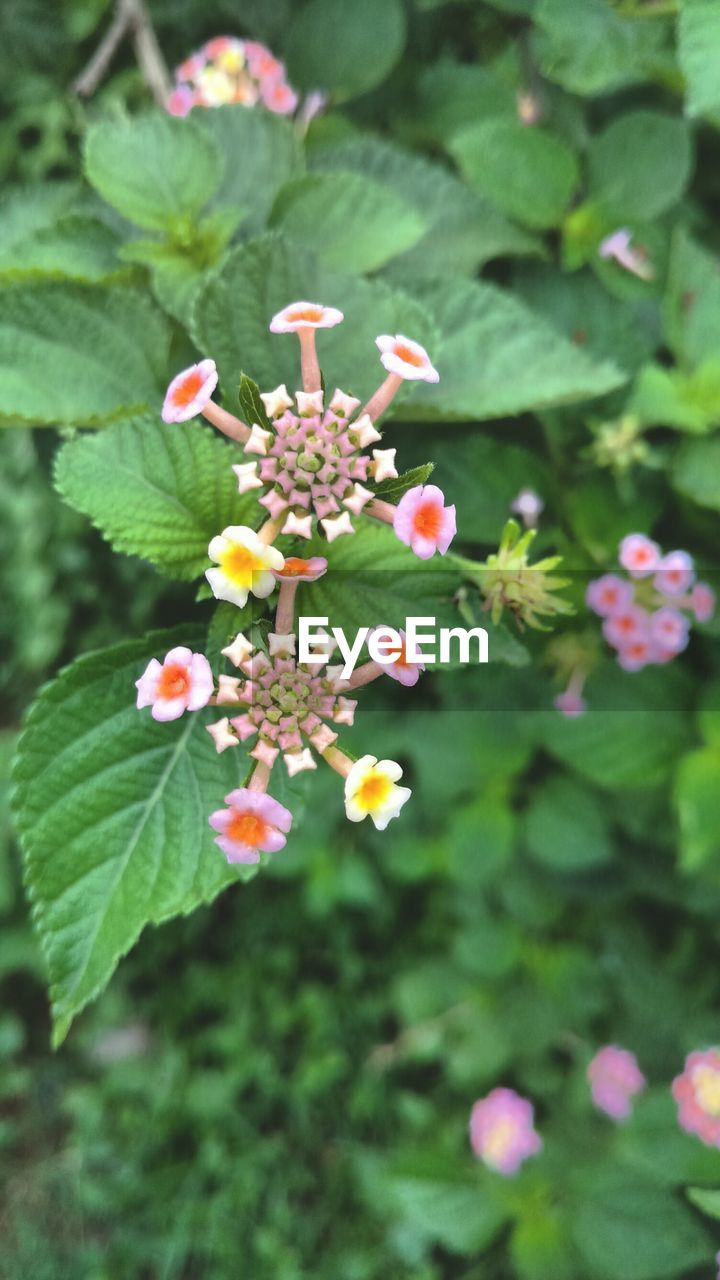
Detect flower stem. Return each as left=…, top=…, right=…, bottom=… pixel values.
left=365, top=498, right=396, bottom=526
left=361, top=372, right=403, bottom=422
left=275, top=580, right=298, bottom=634
left=248, top=761, right=271, bottom=793
left=298, top=329, right=321, bottom=393
left=322, top=745, right=353, bottom=778
left=257, top=516, right=284, bottom=546
left=346, top=661, right=382, bottom=689
left=201, top=400, right=250, bottom=444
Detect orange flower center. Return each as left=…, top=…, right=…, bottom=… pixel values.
left=386, top=640, right=408, bottom=668
left=226, top=811, right=267, bottom=847
left=413, top=501, right=442, bottom=540
left=280, top=558, right=311, bottom=577
left=356, top=772, right=392, bottom=811
left=288, top=306, right=324, bottom=325
left=617, top=614, right=636, bottom=633
left=172, top=370, right=205, bottom=408
left=157, top=663, right=189, bottom=699
left=393, top=343, right=424, bottom=368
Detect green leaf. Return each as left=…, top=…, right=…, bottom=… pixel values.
left=537, top=667, right=692, bottom=789
left=285, top=0, right=406, bottom=100
left=673, top=747, right=720, bottom=872
left=372, top=1152, right=508, bottom=1255
left=54, top=416, right=256, bottom=579
left=191, top=233, right=437, bottom=408
left=407, top=58, right=518, bottom=146
left=397, top=276, right=625, bottom=421
left=687, top=1186, right=720, bottom=1219
left=588, top=111, right=693, bottom=222
left=373, top=462, right=435, bottom=504
left=84, top=111, right=221, bottom=232
left=533, top=0, right=669, bottom=96
left=0, top=213, right=123, bottom=283
left=194, top=105, right=303, bottom=234
left=511, top=1208, right=577, bottom=1280
left=237, top=372, right=271, bottom=430
left=450, top=119, right=579, bottom=230
left=679, top=0, right=720, bottom=117
left=631, top=360, right=720, bottom=433
left=673, top=436, right=720, bottom=511
left=0, top=282, right=170, bottom=427
left=524, top=776, right=613, bottom=871
left=411, top=429, right=550, bottom=543
left=270, top=171, right=429, bottom=273
left=572, top=1172, right=710, bottom=1279
left=296, top=521, right=462, bottom=644
left=310, top=134, right=541, bottom=278
left=12, top=629, right=250, bottom=1046
left=664, top=228, right=720, bottom=368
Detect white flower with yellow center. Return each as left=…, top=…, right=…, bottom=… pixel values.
left=206, top=525, right=284, bottom=608
left=344, top=754, right=411, bottom=830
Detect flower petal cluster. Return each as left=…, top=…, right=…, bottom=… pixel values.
left=588, top=534, right=714, bottom=672
left=168, top=36, right=298, bottom=116
left=587, top=1046, right=646, bottom=1121
left=673, top=1049, right=720, bottom=1148
left=469, top=1088, right=542, bottom=1175
left=162, top=300, right=452, bottom=562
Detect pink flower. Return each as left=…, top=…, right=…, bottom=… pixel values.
left=273, top=556, right=328, bottom=582
left=135, top=646, right=213, bottom=721
left=162, top=359, right=218, bottom=423
left=368, top=627, right=425, bottom=687
left=654, top=550, right=695, bottom=597
left=269, top=301, right=344, bottom=333
left=375, top=334, right=439, bottom=383
left=649, top=607, right=690, bottom=655
left=244, top=41, right=284, bottom=81
left=167, top=85, right=195, bottom=116
left=510, top=487, right=544, bottom=529
left=260, top=79, right=299, bottom=114
left=554, top=689, right=587, bottom=718
left=616, top=636, right=654, bottom=672
left=393, top=484, right=456, bottom=560
left=692, top=582, right=716, bottom=623
left=618, top=533, right=661, bottom=579
left=602, top=604, right=650, bottom=650
left=587, top=1046, right=646, bottom=1121
left=599, top=229, right=655, bottom=282
left=673, top=1049, right=720, bottom=1148
left=586, top=574, right=634, bottom=617
left=470, top=1088, right=542, bottom=1176
left=208, top=788, right=292, bottom=864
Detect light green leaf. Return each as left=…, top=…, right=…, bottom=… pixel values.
left=524, top=776, right=613, bottom=871
left=0, top=182, right=81, bottom=246
left=373, top=462, right=435, bottom=504
left=631, top=360, right=720, bottom=433
left=84, top=111, right=221, bottom=232
left=397, top=276, right=625, bottom=421
left=407, top=59, right=518, bottom=145
left=0, top=213, right=122, bottom=283
left=673, top=747, right=720, bottom=871
left=12, top=630, right=250, bottom=1047
left=511, top=1208, right=576, bottom=1280
left=687, top=1186, right=720, bottom=1219
left=673, top=436, right=720, bottom=510
left=309, top=134, right=541, bottom=276
left=588, top=111, right=693, bottom=221
left=285, top=0, right=406, bottom=100
left=533, top=0, right=670, bottom=95
left=664, top=228, right=720, bottom=368
left=270, top=171, right=429, bottom=273
left=194, top=105, right=303, bottom=234
left=0, top=282, right=170, bottom=427
left=54, top=416, right=256, bottom=579
left=678, top=0, right=720, bottom=117
left=191, top=233, right=437, bottom=407
left=572, top=1172, right=710, bottom=1279
left=449, top=119, right=579, bottom=230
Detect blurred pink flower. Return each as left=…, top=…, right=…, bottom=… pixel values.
left=587, top=1046, right=646, bottom=1121
left=619, top=533, right=661, bottom=578
left=673, top=1049, right=720, bottom=1148
left=470, top=1088, right=542, bottom=1175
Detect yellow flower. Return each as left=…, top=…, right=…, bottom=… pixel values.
left=344, top=754, right=411, bottom=830
left=206, top=526, right=284, bottom=608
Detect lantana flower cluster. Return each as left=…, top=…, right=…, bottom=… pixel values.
left=138, top=301, right=449, bottom=862
left=168, top=36, right=299, bottom=117
left=587, top=533, right=715, bottom=673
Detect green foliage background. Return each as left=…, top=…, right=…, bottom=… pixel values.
left=2, top=0, right=720, bottom=1276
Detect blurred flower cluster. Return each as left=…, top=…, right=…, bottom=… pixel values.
left=168, top=35, right=299, bottom=117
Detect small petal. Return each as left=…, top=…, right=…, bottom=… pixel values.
left=372, top=448, right=398, bottom=483
left=268, top=632, right=297, bottom=657
left=206, top=717, right=239, bottom=752
left=245, top=424, right=273, bottom=456
left=232, top=461, right=263, bottom=494
left=260, top=384, right=293, bottom=418
left=375, top=334, right=439, bottom=383
left=284, top=748, right=317, bottom=776
left=162, top=359, right=217, bottom=423
left=282, top=512, right=313, bottom=538
left=270, top=301, right=344, bottom=333
left=221, top=632, right=254, bottom=668
left=321, top=512, right=354, bottom=542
